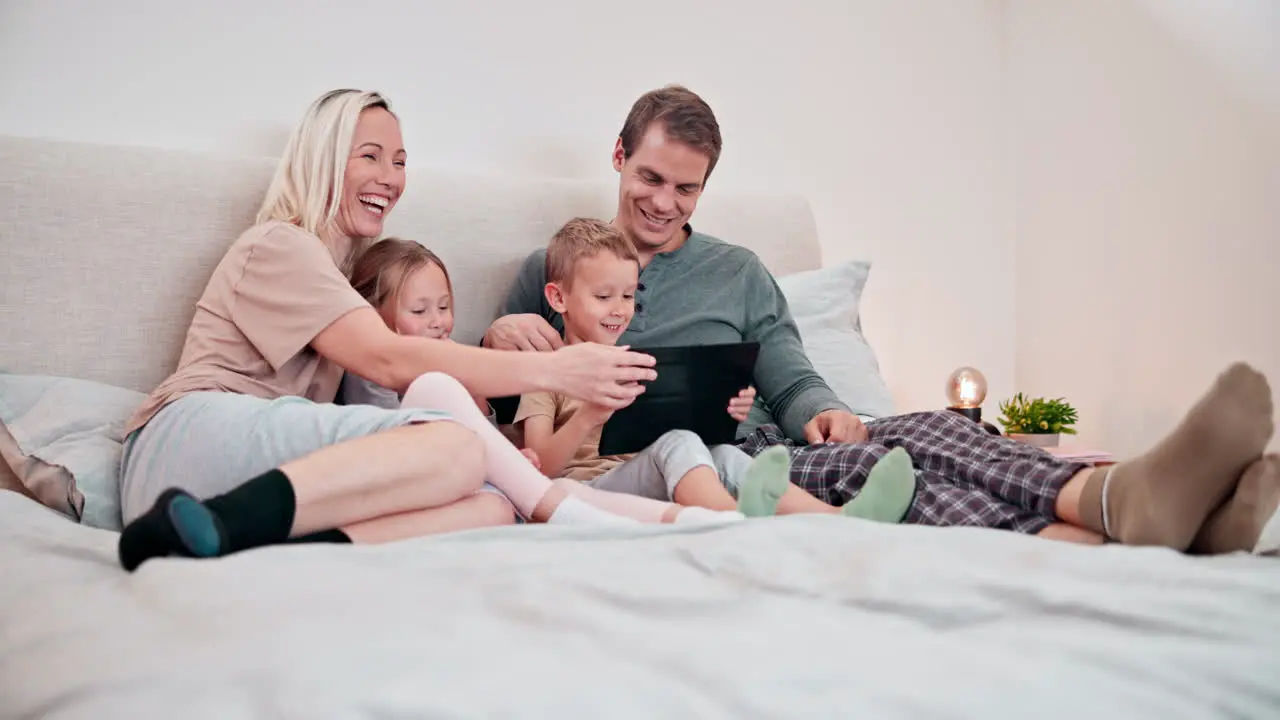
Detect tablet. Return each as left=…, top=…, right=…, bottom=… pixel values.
left=597, top=341, right=760, bottom=456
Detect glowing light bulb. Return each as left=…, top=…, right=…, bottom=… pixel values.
left=945, top=367, right=987, bottom=410
left=945, top=367, right=1000, bottom=433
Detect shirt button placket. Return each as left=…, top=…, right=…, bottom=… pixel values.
left=633, top=267, right=656, bottom=333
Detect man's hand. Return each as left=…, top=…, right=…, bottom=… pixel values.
left=483, top=314, right=564, bottom=352
left=803, top=409, right=868, bottom=444
left=727, top=387, right=756, bottom=422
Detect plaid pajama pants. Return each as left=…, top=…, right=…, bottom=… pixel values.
left=736, top=410, right=1091, bottom=534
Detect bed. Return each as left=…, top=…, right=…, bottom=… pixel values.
left=2, top=134, right=1278, bottom=718
left=4, top=492, right=1280, bottom=717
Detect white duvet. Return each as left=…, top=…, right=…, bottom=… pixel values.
left=2, top=490, right=1279, bottom=719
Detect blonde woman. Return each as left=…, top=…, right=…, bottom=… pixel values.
left=116, top=89, right=665, bottom=571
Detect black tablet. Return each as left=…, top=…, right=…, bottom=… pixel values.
left=596, top=342, right=760, bottom=456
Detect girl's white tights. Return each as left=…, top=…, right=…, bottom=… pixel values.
left=399, top=372, right=717, bottom=526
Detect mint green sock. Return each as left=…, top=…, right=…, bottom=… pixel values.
left=841, top=447, right=916, bottom=523
left=736, top=446, right=792, bottom=517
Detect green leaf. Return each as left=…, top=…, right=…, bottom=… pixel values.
left=995, top=393, right=1078, bottom=434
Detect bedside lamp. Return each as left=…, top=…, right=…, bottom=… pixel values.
left=945, top=366, right=1002, bottom=435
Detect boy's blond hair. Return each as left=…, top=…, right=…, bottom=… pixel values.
left=545, top=218, right=639, bottom=288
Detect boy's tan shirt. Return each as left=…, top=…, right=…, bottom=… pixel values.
left=514, top=392, right=635, bottom=481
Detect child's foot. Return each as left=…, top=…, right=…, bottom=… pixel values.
left=736, top=446, right=792, bottom=517
left=1191, top=454, right=1280, bottom=554
left=673, top=507, right=746, bottom=526
left=1086, top=362, right=1272, bottom=549
left=118, top=488, right=227, bottom=571
left=841, top=447, right=916, bottom=523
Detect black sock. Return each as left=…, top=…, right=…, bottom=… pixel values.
left=202, top=468, right=298, bottom=552
left=118, top=488, right=224, bottom=571
left=285, top=528, right=352, bottom=544
left=117, top=468, right=298, bottom=572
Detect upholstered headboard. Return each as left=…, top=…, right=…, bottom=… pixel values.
left=0, top=134, right=822, bottom=394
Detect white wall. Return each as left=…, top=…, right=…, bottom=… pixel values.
left=1008, top=0, right=1280, bottom=455
left=0, top=0, right=1015, bottom=418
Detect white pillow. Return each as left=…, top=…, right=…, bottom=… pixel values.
left=776, top=261, right=896, bottom=419
left=0, top=372, right=143, bottom=530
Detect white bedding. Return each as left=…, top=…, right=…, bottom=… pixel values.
left=2, top=490, right=1278, bottom=719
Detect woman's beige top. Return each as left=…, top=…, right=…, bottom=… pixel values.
left=125, top=221, right=369, bottom=435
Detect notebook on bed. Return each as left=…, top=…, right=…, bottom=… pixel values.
left=596, top=342, right=760, bottom=456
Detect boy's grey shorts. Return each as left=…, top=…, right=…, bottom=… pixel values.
left=584, top=429, right=754, bottom=500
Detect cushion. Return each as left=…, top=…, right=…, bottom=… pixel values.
left=0, top=372, right=144, bottom=531
left=776, top=261, right=896, bottom=419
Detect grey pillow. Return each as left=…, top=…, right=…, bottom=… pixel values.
left=0, top=372, right=144, bottom=531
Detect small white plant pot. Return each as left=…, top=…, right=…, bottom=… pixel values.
left=1008, top=433, right=1060, bottom=448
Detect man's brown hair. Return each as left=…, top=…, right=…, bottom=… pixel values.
left=618, top=84, right=722, bottom=183
left=350, top=237, right=453, bottom=311
left=546, top=218, right=639, bottom=288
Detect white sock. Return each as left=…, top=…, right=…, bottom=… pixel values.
left=547, top=496, right=640, bottom=526
left=673, top=507, right=746, bottom=526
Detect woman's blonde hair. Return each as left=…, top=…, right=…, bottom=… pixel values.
left=257, top=88, right=394, bottom=242
left=350, top=238, right=453, bottom=314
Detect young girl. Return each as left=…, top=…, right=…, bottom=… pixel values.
left=339, top=237, right=788, bottom=527
left=341, top=240, right=503, bottom=429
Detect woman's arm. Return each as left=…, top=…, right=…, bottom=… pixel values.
left=313, top=308, right=656, bottom=406
left=314, top=307, right=550, bottom=397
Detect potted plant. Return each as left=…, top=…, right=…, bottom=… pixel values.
left=996, top=393, right=1078, bottom=447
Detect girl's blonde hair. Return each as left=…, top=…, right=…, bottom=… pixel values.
left=257, top=88, right=394, bottom=245
left=350, top=238, right=453, bottom=314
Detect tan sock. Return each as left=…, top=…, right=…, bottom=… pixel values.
left=1077, top=363, right=1273, bottom=550
left=1190, top=455, right=1280, bottom=554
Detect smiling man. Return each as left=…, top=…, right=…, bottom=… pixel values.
left=485, top=85, right=865, bottom=448
left=482, top=85, right=1278, bottom=552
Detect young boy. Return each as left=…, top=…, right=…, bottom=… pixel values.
left=514, top=218, right=916, bottom=521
